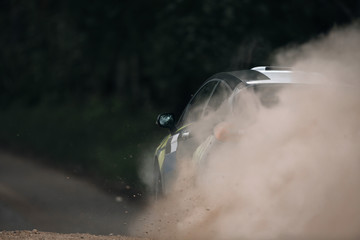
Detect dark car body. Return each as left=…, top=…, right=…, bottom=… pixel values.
left=153, top=66, right=329, bottom=197
left=153, top=67, right=283, bottom=196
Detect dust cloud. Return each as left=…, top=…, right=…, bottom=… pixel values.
left=133, top=22, right=360, bottom=240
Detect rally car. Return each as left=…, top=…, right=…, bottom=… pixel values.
left=153, top=66, right=325, bottom=197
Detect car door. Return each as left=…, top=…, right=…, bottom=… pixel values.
left=160, top=80, right=233, bottom=193
left=159, top=80, right=219, bottom=192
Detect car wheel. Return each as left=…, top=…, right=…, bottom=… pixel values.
left=153, top=159, right=163, bottom=200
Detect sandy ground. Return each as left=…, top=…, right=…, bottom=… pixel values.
left=0, top=151, right=149, bottom=239
left=0, top=230, right=150, bottom=240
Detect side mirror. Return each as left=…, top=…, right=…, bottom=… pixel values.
left=156, top=113, right=176, bottom=133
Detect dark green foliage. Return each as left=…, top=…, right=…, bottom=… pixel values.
left=0, top=99, right=163, bottom=185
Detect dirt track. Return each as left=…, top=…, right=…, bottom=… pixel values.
left=0, top=151, right=148, bottom=239
left=0, top=230, right=149, bottom=240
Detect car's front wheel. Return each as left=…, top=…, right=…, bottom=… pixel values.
left=153, top=159, right=163, bottom=200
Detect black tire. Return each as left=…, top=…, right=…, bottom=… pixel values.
left=153, top=159, right=163, bottom=200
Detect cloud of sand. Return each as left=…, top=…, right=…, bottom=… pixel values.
left=133, top=22, right=360, bottom=240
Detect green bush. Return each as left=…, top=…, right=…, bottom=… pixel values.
left=0, top=98, right=163, bottom=188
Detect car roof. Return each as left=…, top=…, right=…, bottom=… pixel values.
left=207, top=66, right=326, bottom=88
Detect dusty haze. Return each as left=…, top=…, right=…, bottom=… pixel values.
left=134, top=22, right=360, bottom=240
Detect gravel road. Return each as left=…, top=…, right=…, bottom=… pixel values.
left=0, top=230, right=149, bottom=240
left=0, top=151, right=147, bottom=238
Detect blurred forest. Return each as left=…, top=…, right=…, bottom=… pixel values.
left=0, top=0, right=359, bottom=193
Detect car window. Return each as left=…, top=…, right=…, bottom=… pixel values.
left=205, top=81, right=231, bottom=116
left=231, top=84, right=286, bottom=126
left=180, top=81, right=218, bottom=124
left=253, top=84, right=283, bottom=108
